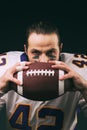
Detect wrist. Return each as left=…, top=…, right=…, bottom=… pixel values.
left=0, top=77, right=8, bottom=93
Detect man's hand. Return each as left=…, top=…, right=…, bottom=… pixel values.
left=0, top=62, right=31, bottom=92
left=49, top=61, right=87, bottom=93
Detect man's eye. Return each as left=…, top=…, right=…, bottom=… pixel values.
left=32, top=51, right=40, bottom=59
left=33, top=55, right=39, bottom=59
left=48, top=55, right=56, bottom=60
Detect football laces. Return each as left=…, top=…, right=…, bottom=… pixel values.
left=26, top=69, right=55, bottom=76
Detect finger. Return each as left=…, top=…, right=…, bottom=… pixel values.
left=55, top=61, right=62, bottom=65
left=14, top=62, right=31, bottom=72
left=10, top=77, right=22, bottom=85
left=16, top=62, right=27, bottom=71
left=48, top=61, right=55, bottom=64
left=49, top=60, right=63, bottom=65
left=59, top=73, right=72, bottom=80
left=52, top=64, right=70, bottom=72
left=19, top=61, right=32, bottom=67
left=16, top=66, right=26, bottom=71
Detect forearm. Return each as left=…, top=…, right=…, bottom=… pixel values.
left=0, top=76, right=9, bottom=95
left=74, top=78, right=87, bottom=102
left=0, top=79, right=5, bottom=97
left=77, top=78, right=87, bottom=102
left=65, top=77, right=87, bottom=102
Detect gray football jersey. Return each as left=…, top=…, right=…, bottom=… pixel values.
left=0, top=51, right=87, bottom=130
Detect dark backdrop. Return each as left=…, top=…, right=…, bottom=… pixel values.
left=0, top=0, right=87, bottom=54
left=0, top=0, right=87, bottom=129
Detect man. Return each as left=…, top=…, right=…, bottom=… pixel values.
left=0, top=21, right=87, bottom=130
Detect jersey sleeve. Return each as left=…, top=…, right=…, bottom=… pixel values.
left=0, top=51, right=25, bottom=97
left=61, top=53, right=87, bottom=115
left=61, top=53, right=87, bottom=80
left=0, top=51, right=26, bottom=77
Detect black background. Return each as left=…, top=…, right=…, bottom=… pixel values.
left=0, top=0, right=87, bottom=54
left=0, top=0, right=87, bottom=129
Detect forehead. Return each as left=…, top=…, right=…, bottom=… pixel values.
left=28, top=33, right=59, bottom=49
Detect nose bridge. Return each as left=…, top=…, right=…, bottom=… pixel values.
left=40, top=53, right=48, bottom=62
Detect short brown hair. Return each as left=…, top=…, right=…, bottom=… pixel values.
left=25, top=21, right=61, bottom=48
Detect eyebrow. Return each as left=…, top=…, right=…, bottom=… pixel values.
left=31, top=48, right=57, bottom=53
left=31, top=49, right=41, bottom=53
left=47, top=48, right=57, bottom=53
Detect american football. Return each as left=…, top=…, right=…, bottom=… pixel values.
left=10, top=62, right=70, bottom=101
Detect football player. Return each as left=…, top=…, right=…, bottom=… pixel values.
left=0, top=21, right=87, bottom=130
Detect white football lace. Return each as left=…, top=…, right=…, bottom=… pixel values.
left=26, top=69, right=55, bottom=76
